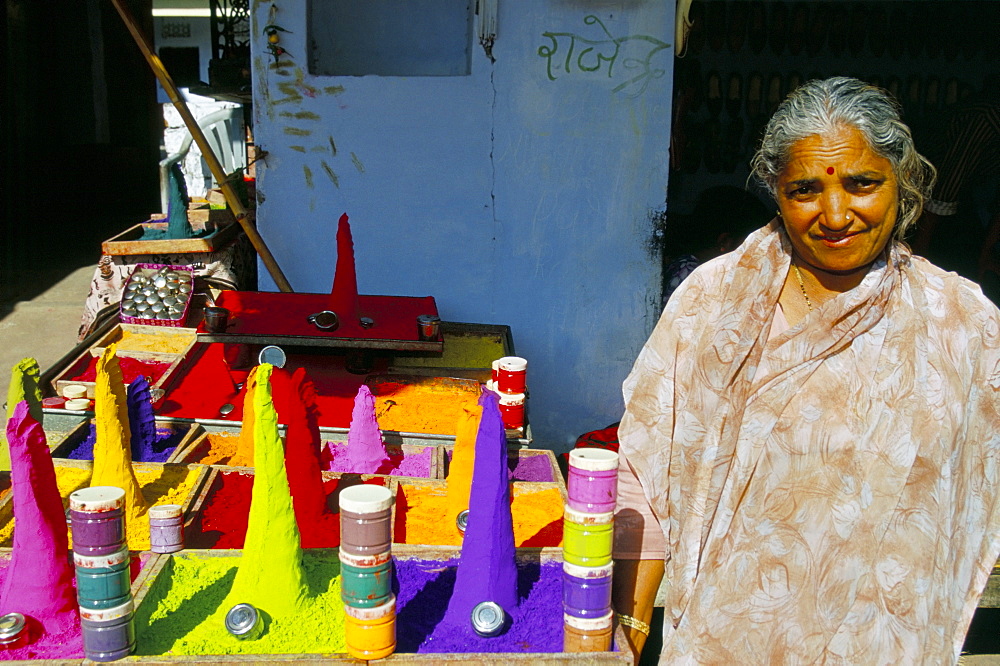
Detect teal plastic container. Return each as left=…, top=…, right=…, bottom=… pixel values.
left=74, top=548, right=131, bottom=610
left=340, top=554, right=393, bottom=609
left=562, top=507, right=614, bottom=567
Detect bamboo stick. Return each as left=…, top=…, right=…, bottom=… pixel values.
left=110, top=0, right=294, bottom=293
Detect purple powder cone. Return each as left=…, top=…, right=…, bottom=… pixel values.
left=441, top=389, right=518, bottom=633
left=127, top=376, right=158, bottom=461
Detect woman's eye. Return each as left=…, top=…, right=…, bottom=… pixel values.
left=849, top=178, right=881, bottom=191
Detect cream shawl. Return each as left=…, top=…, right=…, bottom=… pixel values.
left=619, top=219, right=1000, bottom=664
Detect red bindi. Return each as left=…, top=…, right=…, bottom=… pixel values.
left=826, top=167, right=835, bottom=175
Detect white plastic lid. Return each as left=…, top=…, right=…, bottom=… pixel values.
left=562, top=560, right=614, bottom=579
left=64, top=398, right=92, bottom=411
left=569, top=448, right=620, bottom=472
left=148, top=504, right=183, bottom=520
left=339, top=484, right=394, bottom=514
left=564, top=506, right=615, bottom=525
left=79, top=599, right=134, bottom=622
left=69, top=486, right=125, bottom=512
left=497, top=392, right=525, bottom=406
left=564, top=610, right=613, bottom=630
left=497, top=356, right=527, bottom=372
left=62, top=384, right=88, bottom=399
left=344, top=594, right=396, bottom=620
left=73, top=547, right=129, bottom=569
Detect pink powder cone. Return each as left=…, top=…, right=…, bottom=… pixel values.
left=340, top=384, right=386, bottom=474
left=1, top=401, right=79, bottom=636
left=443, top=389, right=518, bottom=629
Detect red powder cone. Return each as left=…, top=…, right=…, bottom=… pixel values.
left=1, top=402, right=79, bottom=636
left=329, top=213, right=361, bottom=330
left=274, top=367, right=336, bottom=547
left=443, top=389, right=518, bottom=629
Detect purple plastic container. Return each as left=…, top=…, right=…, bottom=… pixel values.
left=562, top=561, right=613, bottom=618
left=69, top=487, right=127, bottom=556
left=567, top=449, right=619, bottom=514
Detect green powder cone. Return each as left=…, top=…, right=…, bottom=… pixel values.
left=222, top=364, right=307, bottom=617
left=2, top=358, right=44, bottom=471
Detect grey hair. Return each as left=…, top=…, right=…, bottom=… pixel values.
left=749, top=76, right=936, bottom=239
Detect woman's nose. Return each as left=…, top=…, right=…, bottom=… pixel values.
left=819, top=191, right=852, bottom=230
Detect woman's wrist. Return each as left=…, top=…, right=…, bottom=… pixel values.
left=617, top=612, right=651, bottom=636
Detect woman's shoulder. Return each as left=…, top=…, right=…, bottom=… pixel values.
left=905, top=255, right=1000, bottom=340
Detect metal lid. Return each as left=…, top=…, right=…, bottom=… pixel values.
left=562, top=560, right=614, bottom=579
left=79, top=599, right=134, bottom=622
left=219, top=403, right=235, bottom=416
left=258, top=345, right=287, bottom=369
left=470, top=601, right=506, bottom=637
left=0, top=613, right=25, bottom=640
left=416, top=314, right=441, bottom=324
left=307, top=310, right=339, bottom=331
left=225, top=603, right=260, bottom=637
left=564, top=506, right=614, bottom=525
left=455, top=509, right=469, bottom=534
left=73, top=547, right=130, bottom=569
left=69, top=486, right=125, bottom=513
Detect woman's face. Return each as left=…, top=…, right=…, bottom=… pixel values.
left=776, top=125, right=899, bottom=276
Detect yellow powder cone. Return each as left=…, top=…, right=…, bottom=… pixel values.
left=229, top=367, right=259, bottom=468
left=91, top=344, right=149, bottom=534
left=2, top=358, right=44, bottom=471
left=445, top=403, right=483, bottom=517
left=222, top=364, right=307, bottom=617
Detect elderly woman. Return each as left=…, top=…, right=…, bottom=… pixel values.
left=612, top=77, right=1000, bottom=664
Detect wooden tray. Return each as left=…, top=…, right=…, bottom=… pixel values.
left=51, top=324, right=198, bottom=400
left=101, top=208, right=240, bottom=256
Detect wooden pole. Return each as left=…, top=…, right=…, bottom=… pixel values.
left=110, top=0, right=294, bottom=292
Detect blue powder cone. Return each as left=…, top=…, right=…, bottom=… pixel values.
left=442, top=389, right=517, bottom=631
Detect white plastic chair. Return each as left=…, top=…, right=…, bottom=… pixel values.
left=159, top=107, right=246, bottom=212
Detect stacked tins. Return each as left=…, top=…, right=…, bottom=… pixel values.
left=339, top=485, right=396, bottom=660
left=489, top=356, right=528, bottom=430
left=69, top=486, right=136, bottom=662
left=562, top=448, right=619, bottom=652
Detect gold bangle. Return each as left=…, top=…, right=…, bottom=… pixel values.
left=617, top=613, right=650, bottom=636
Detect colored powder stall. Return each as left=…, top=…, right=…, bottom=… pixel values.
left=185, top=470, right=386, bottom=549
left=394, top=482, right=564, bottom=548
left=0, top=463, right=202, bottom=549
left=69, top=355, right=172, bottom=386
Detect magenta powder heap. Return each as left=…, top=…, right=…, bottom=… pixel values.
left=323, top=443, right=434, bottom=477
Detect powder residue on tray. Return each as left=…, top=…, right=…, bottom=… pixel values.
left=0, top=464, right=202, bottom=549
left=71, top=355, right=172, bottom=385
left=133, top=550, right=346, bottom=656
left=61, top=423, right=187, bottom=463
left=394, top=557, right=563, bottom=653
left=391, top=333, right=507, bottom=369
left=184, top=432, right=241, bottom=466
left=115, top=328, right=192, bottom=355
left=447, top=450, right=556, bottom=483
left=371, top=378, right=480, bottom=436
left=394, top=483, right=563, bottom=547
left=323, top=443, right=433, bottom=477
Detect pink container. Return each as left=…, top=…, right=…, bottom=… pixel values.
left=497, top=392, right=525, bottom=429
left=567, top=448, right=619, bottom=514
left=496, top=356, right=527, bottom=394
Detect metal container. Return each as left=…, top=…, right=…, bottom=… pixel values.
left=416, top=314, right=441, bottom=341
left=225, top=603, right=263, bottom=641
left=0, top=613, right=29, bottom=650
left=471, top=601, right=507, bottom=637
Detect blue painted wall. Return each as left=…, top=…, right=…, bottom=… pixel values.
left=250, top=1, right=672, bottom=451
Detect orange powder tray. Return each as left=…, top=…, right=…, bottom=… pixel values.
left=195, top=291, right=444, bottom=352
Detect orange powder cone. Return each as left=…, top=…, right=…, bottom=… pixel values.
left=222, top=364, right=307, bottom=616
left=445, top=402, right=483, bottom=517
left=91, top=344, right=149, bottom=529
left=230, top=367, right=259, bottom=468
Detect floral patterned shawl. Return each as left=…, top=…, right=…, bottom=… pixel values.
left=619, top=219, right=1000, bottom=663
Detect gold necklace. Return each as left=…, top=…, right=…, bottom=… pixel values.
left=792, top=263, right=813, bottom=311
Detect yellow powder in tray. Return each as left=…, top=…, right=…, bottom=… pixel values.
left=115, top=328, right=192, bottom=355
left=396, top=483, right=563, bottom=547
left=373, top=380, right=480, bottom=435
left=392, top=334, right=506, bottom=369
left=188, top=432, right=241, bottom=466
left=0, top=464, right=203, bottom=550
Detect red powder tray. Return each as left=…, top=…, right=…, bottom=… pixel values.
left=195, top=291, right=444, bottom=351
